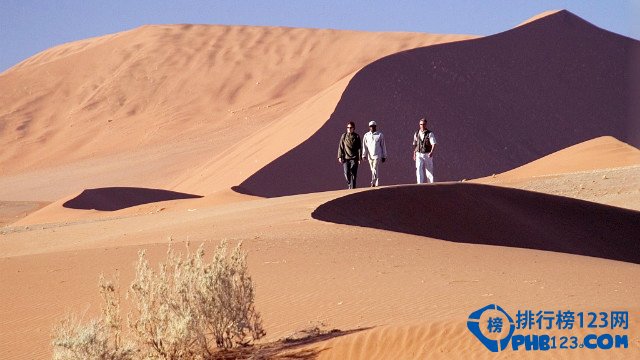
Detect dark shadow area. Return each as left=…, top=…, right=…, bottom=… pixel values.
left=239, top=11, right=640, bottom=197
left=231, top=185, right=257, bottom=197
left=213, top=327, right=373, bottom=359
left=312, top=183, right=640, bottom=264
left=63, top=187, right=203, bottom=211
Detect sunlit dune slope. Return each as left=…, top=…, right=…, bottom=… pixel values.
left=482, top=136, right=640, bottom=179
left=2, top=10, right=640, bottom=360
left=475, top=136, right=640, bottom=211
left=0, top=25, right=474, bottom=201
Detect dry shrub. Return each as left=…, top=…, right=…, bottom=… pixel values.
left=51, top=275, right=136, bottom=360
left=52, top=240, right=265, bottom=360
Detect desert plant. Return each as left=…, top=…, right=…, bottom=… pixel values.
left=53, top=240, right=264, bottom=360
left=51, top=276, right=136, bottom=360
left=195, top=240, right=265, bottom=349
left=127, top=245, right=201, bottom=359
left=128, top=241, right=265, bottom=359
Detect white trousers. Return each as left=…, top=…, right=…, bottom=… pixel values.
left=368, top=158, right=380, bottom=186
left=416, top=152, right=434, bottom=183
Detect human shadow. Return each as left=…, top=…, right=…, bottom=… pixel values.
left=312, top=183, right=640, bottom=264
left=63, top=187, right=203, bottom=211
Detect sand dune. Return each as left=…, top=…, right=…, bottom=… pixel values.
left=515, top=10, right=562, bottom=27
left=3, top=133, right=639, bottom=358
left=477, top=136, right=640, bottom=211
left=1, top=9, right=639, bottom=360
left=313, top=182, right=640, bottom=263
left=298, top=320, right=640, bottom=359
left=2, top=183, right=639, bottom=359
left=0, top=201, right=48, bottom=226
left=239, top=10, right=640, bottom=197
left=483, top=136, right=640, bottom=179
left=0, top=25, right=474, bottom=202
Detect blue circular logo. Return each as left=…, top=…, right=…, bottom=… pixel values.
left=467, top=304, right=515, bottom=352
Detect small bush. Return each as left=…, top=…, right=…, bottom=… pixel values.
left=51, top=316, right=135, bottom=360
left=52, top=240, right=265, bottom=360
left=51, top=275, right=136, bottom=360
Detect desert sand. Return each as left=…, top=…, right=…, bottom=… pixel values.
left=1, top=10, right=639, bottom=359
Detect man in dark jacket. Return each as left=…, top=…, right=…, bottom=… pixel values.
left=337, top=121, right=362, bottom=189
left=412, top=117, right=437, bottom=183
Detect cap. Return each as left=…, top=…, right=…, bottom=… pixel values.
left=368, top=121, right=377, bottom=126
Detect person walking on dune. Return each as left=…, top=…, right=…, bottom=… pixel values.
left=362, top=121, right=387, bottom=187
left=337, top=121, right=362, bottom=189
left=413, top=117, right=437, bottom=183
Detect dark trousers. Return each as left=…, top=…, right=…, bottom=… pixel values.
left=343, top=159, right=359, bottom=189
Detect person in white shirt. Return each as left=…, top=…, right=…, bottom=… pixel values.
left=412, top=117, right=437, bottom=183
left=362, top=120, right=387, bottom=187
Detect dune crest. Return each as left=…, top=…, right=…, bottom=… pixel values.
left=239, top=10, right=640, bottom=197
left=312, top=183, right=640, bottom=263
left=481, top=136, right=640, bottom=179
left=0, top=25, right=474, bottom=202
left=476, top=136, right=640, bottom=210
left=515, top=9, right=562, bottom=28
left=2, top=10, right=640, bottom=360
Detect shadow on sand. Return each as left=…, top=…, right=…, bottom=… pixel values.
left=63, top=187, right=203, bottom=211
left=215, top=327, right=373, bottom=359
left=312, top=183, right=640, bottom=264
left=238, top=11, right=640, bottom=198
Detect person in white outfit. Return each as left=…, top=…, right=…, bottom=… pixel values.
left=412, top=117, right=437, bottom=183
left=362, top=120, right=387, bottom=187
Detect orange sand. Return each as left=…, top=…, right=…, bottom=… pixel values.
left=1, top=10, right=639, bottom=360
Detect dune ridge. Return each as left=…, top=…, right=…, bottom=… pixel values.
left=475, top=136, right=640, bottom=211
left=239, top=10, right=640, bottom=197
left=480, top=136, right=640, bottom=179
left=2, top=10, right=640, bottom=360
left=0, top=25, right=474, bottom=202
left=312, top=182, right=640, bottom=263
